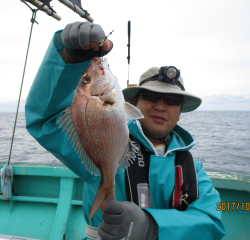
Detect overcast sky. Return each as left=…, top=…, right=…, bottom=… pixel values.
left=1, top=0, right=250, bottom=111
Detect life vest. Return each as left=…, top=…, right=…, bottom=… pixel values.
left=125, top=135, right=198, bottom=211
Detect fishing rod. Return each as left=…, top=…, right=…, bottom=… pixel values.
left=22, top=0, right=94, bottom=22
left=127, top=20, right=131, bottom=87
left=126, top=21, right=137, bottom=88
left=22, top=0, right=61, bottom=20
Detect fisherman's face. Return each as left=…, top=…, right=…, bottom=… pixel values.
left=132, top=94, right=182, bottom=140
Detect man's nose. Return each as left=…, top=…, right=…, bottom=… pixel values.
left=154, top=97, right=166, bottom=111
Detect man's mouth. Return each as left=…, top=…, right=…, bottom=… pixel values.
left=151, top=115, right=166, bottom=123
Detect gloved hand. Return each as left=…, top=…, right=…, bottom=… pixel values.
left=98, top=200, right=158, bottom=240
left=61, top=22, right=113, bottom=62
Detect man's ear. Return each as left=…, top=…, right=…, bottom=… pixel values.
left=178, top=105, right=182, bottom=121
left=131, top=97, right=138, bottom=106
left=180, top=104, right=183, bottom=114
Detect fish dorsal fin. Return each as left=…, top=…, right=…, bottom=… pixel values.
left=124, top=102, right=144, bottom=120
left=57, top=107, right=101, bottom=176
left=117, top=138, right=138, bottom=174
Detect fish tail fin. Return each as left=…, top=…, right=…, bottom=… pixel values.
left=89, top=184, right=115, bottom=220
left=89, top=184, right=106, bottom=220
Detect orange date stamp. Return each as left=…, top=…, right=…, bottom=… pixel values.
left=217, top=202, right=250, bottom=211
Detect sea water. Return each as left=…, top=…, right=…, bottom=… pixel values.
left=0, top=112, right=249, bottom=175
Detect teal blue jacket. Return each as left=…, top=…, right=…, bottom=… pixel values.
left=25, top=31, right=225, bottom=240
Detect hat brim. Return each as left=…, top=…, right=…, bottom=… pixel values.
left=122, top=82, right=202, bottom=113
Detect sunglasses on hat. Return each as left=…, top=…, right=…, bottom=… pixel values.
left=136, top=90, right=184, bottom=106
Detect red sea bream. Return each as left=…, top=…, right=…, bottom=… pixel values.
left=58, top=57, right=143, bottom=219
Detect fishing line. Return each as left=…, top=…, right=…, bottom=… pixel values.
left=7, top=4, right=39, bottom=166
left=99, top=0, right=148, bottom=59
left=194, top=145, right=201, bottom=159
left=104, top=0, right=148, bottom=40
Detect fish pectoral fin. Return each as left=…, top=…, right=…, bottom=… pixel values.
left=124, top=102, right=144, bottom=120
left=128, top=138, right=132, bottom=152
left=117, top=141, right=138, bottom=174
left=57, top=106, right=100, bottom=177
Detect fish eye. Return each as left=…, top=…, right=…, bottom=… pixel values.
left=83, top=74, right=91, bottom=84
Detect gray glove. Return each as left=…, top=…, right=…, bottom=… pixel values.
left=61, top=22, right=112, bottom=62
left=98, top=200, right=158, bottom=240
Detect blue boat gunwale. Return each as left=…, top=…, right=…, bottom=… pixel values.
left=0, top=162, right=79, bottom=178
left=1, top=162, right=250, bottom=190
left=206, top=171, right=250, bottom=192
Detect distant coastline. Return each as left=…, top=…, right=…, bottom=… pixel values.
left=0, top=99, right=26, bottom=112
left=1, top=95, right=250, bottom=112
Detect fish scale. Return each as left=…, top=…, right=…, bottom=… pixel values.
left=85, top=100, right=127, bottom=169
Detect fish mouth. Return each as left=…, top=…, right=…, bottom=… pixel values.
left=90, top=57, right=116, bottom=103
left=89, top=84, right=116, bottom=105
left=91, top=76, right=116, bottom=99
left=97, top=85, right=116, bottom=104
left=92, top=87, right=109, bottom=97
left=91, top=84, right=114, bottom=97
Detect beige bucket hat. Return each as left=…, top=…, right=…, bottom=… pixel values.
left=122, top=66, right=202, bottom=113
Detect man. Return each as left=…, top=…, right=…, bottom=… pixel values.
left=25, top=22, right=225, bottom=240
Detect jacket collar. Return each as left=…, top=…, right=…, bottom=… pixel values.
left=128, top=120, right=195, bottom=156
